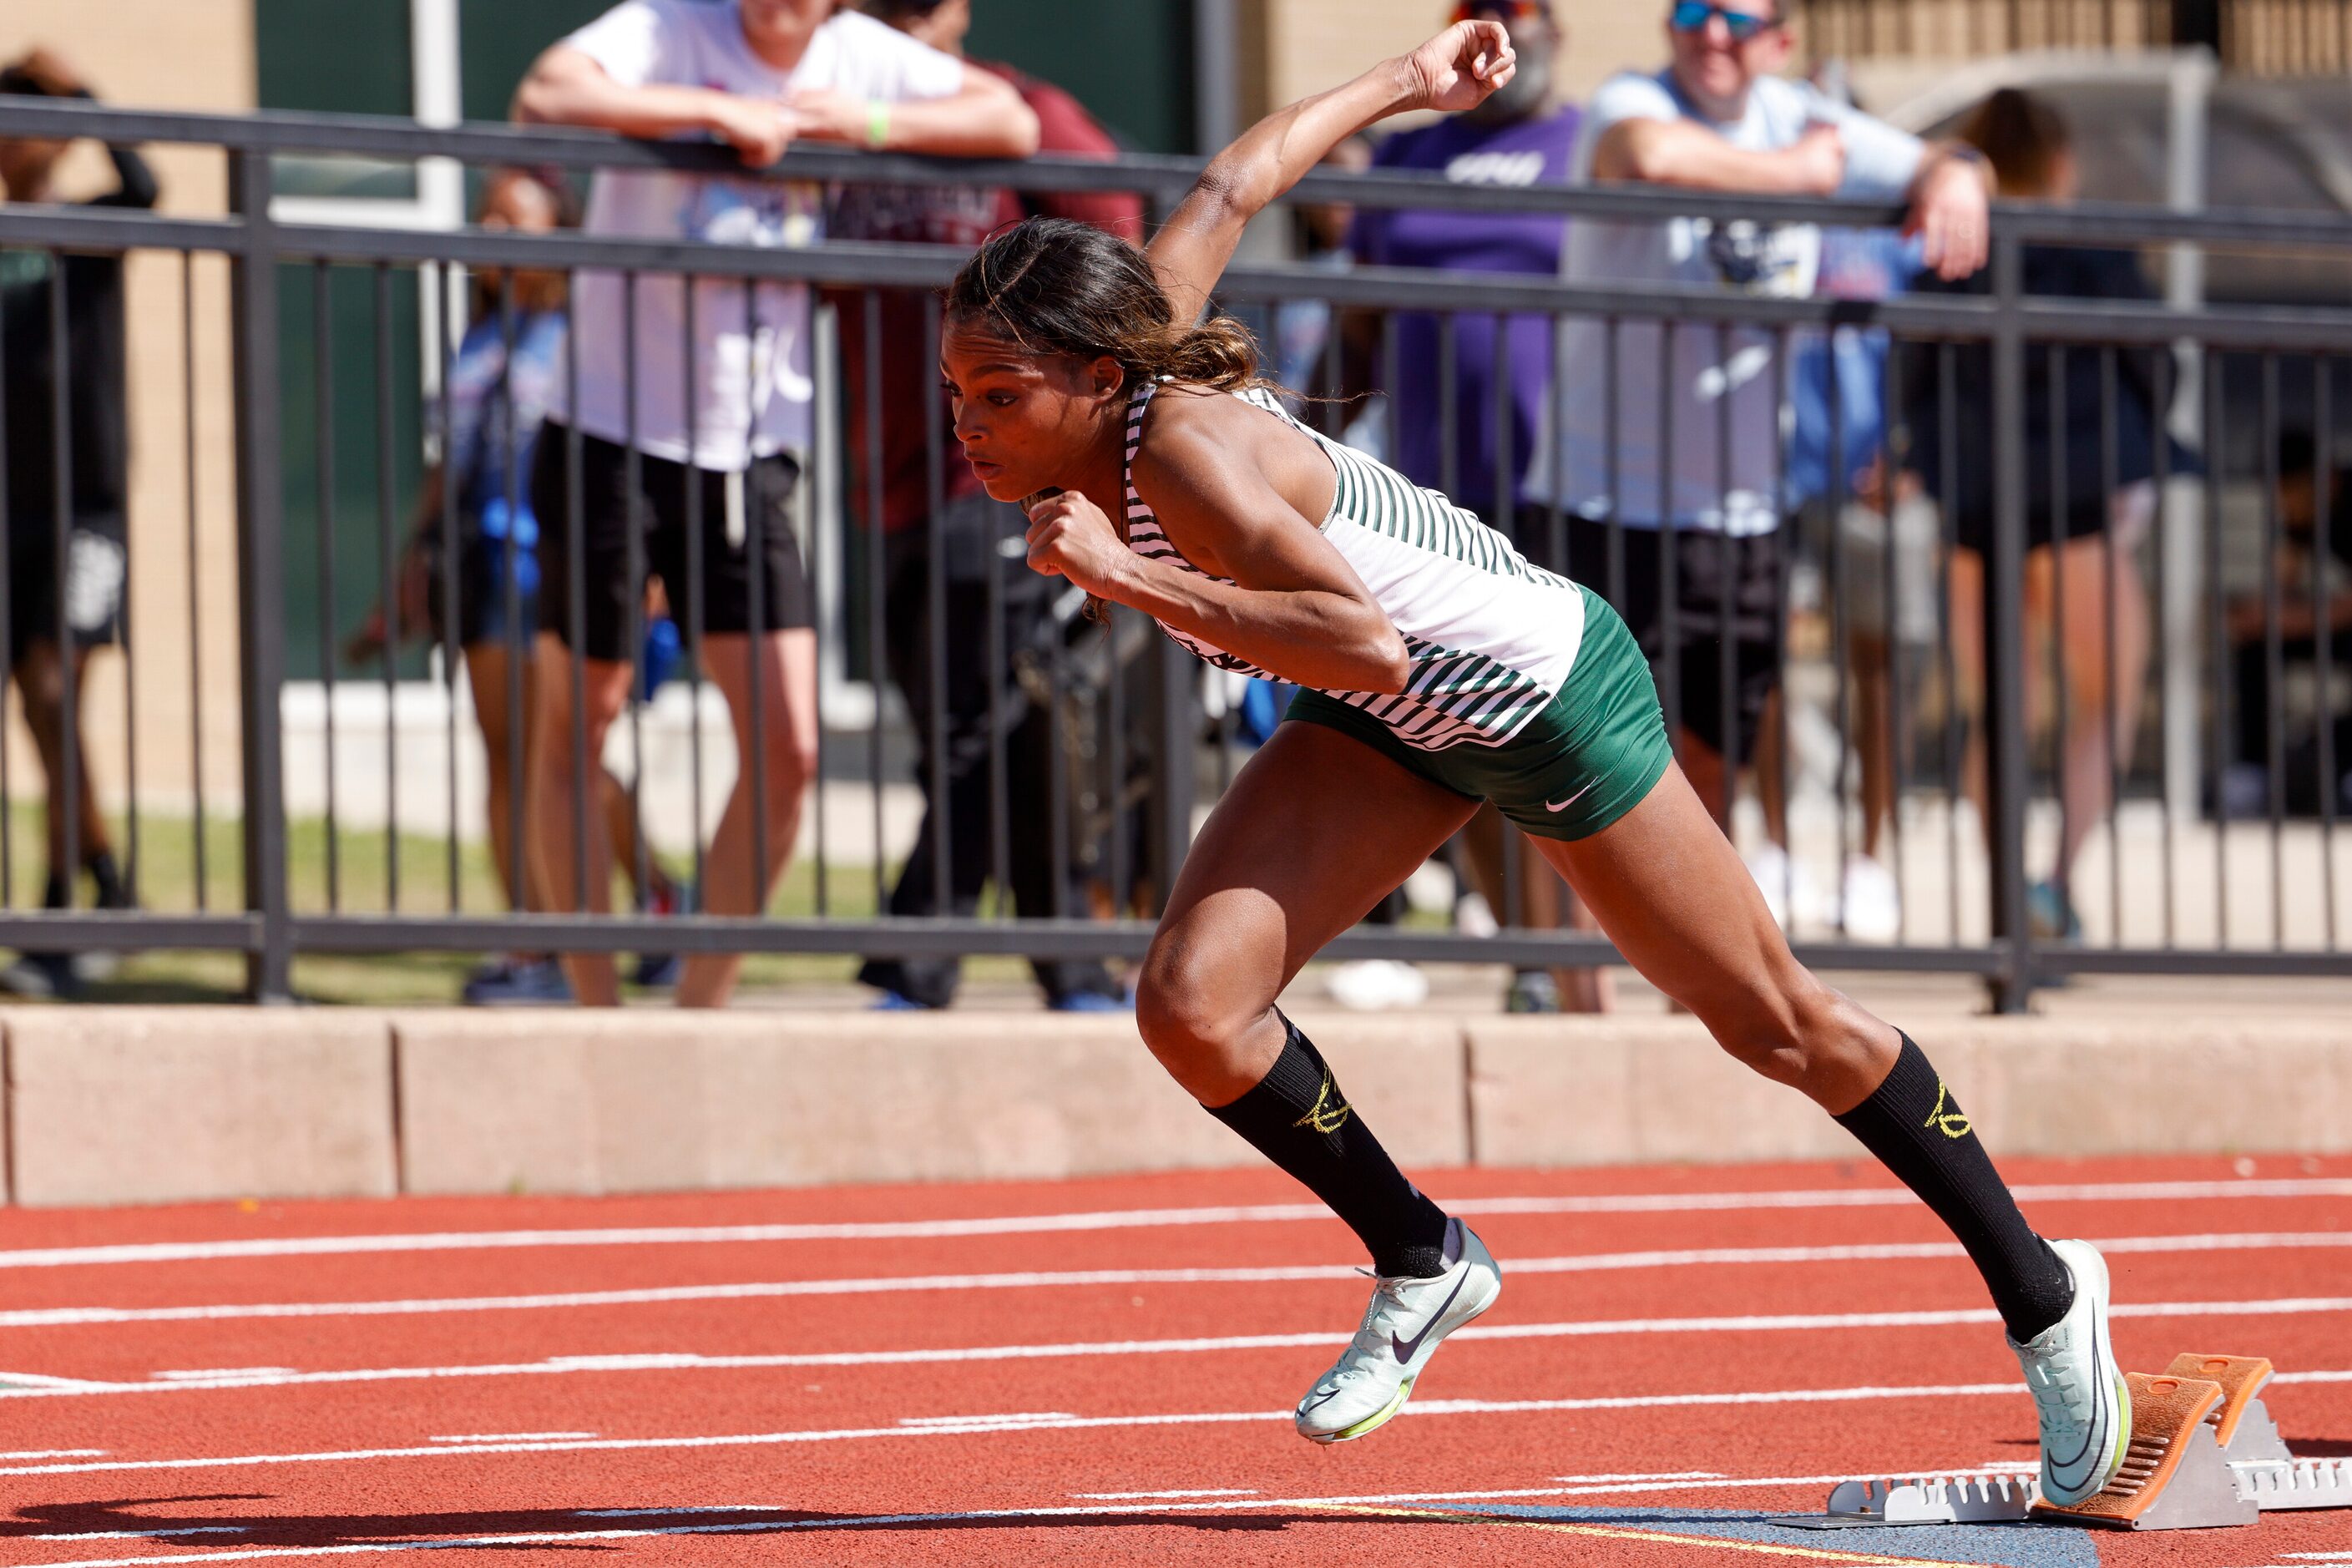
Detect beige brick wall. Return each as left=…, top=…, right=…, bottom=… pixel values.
left=1256, top=0, right=1674, bottom=119
left=0, top=2, right=254, bottom=832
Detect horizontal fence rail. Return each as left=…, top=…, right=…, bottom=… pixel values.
left=3, top=100, right=2351, bottom=1007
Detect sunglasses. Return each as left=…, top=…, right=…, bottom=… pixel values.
left=1450, top=0, right=1550, bottom=24
left=1668, top=1, right=1781, bottom=40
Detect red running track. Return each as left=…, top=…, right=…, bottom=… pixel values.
left=3, top=1155, right=2349, bottom=1568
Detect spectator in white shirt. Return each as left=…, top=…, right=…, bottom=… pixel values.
left=513, top=0, right=1039, bottom=1007
left=1534, top=0, right=1988, bottom=923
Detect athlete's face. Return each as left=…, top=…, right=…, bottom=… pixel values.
left=940, top=324, right=1125, bottom=503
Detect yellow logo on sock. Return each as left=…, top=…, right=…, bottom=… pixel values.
left=1922, top=1080, right=1972, bottom=1141
left=1293, top=1071, right=1353, bottom=1135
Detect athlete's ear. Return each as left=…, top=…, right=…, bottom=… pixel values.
left=1088, top=354, right=1125, bottom=403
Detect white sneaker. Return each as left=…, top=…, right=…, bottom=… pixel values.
left=2011, top=1237, right=2132, bottom=1505
left=1326, top=959, right=1430, bottom=1012
left=1743, top=842, right=1823, bottom=930
left=1838, top=853, right=1902, bottom=943
left=1294, top=1216, right=1500, bottom=1444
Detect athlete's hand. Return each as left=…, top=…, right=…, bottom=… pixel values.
left=1400, top=20, right=1516, bottom=117
left=1024, top=489, right=1130, bottom=599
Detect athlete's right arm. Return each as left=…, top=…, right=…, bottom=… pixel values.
left=513, top=44, right=797, bottom=167
left=1145, top=21, right=1516, bottom=327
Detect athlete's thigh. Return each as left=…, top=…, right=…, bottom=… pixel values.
left=1156, top=720, right=1478, bottom=998
left=1532, top=762, right=1804, bottom=1026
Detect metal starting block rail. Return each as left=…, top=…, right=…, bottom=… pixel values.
left=1814, top=1354, right=2352, bottom=1532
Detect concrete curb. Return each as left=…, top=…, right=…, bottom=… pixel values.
left=2, top=1007, right=2345, bottom=1206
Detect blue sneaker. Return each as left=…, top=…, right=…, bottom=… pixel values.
left=463, top=956, right=573, bottom=1007
left=868, top=989, right=935, bottom=1011
left=1049, top=989, right=1130, bottom=1013
left=2027, top=881, right=2083, bottom=942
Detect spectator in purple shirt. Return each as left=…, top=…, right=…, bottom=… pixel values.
left=1344, top=0, right=1606, bottom=1014
left=1351, top=0, right=1578, bottom=524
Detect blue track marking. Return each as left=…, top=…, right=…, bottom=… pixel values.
left=1407, top=1503, right=2107, bottom=1567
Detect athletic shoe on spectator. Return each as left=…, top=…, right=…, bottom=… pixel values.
left=1327, top=959, right=1430, bottom=1012
left=462, top=956, right=573, bottom=1007
left=1839, top=853, right=1902, bottom=943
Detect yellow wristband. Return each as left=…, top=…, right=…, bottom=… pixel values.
left=864, top=101, right=891, bottom=150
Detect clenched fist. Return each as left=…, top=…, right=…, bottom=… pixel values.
left=1023, top=489, right=1130, bottom=600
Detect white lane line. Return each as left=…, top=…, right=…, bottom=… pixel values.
left=154, top=1368, right=297, bottom=1381
left=898, top=1413, right=1075, bottom=1426
left=10, top=1294, right=2352, bottom=1399
left=0, top=1449, right=107, bottom=1459
left=426, top=1432, right=598, bottom=1444
left=0, top=1469, right=2102, bottom=1568
left=10, top=1228, right=2344, bottom=1332
left=8, top=1176, right=2343, bottom=1270
left=1072, top=1489, right=1262, bottom=1499
left=3, top=1369, right=2345, bottom=1479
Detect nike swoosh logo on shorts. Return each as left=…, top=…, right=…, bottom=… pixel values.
left=1388, top=1271, right=1470, bottom=1363
left=1545, top=781, right=1598, bottom=813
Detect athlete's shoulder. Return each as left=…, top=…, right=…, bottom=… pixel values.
left=1128, top=386, right=1249, bottom=493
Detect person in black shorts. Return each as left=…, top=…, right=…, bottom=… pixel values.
left=513, top=0, right=1041, bottom=1007
left=0, top=49, right=155, bottom=999
left=346, top=169, right=686, bottom=1004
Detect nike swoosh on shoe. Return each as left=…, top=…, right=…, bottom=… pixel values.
left=1388, top=1271, right=1469, bottom=1363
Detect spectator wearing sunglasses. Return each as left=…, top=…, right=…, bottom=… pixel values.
left=1343, top=0, right=1609, bottom=1015
left=1532, top=0, right=1990, bottom=923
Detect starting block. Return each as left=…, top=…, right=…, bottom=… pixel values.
left=1817, top=1353, right=2352, bottom=1532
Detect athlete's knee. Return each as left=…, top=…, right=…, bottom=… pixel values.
left=1133, top=934, right=1263, bottom=1086
left=1702, top=965, right=1874, bottom=1091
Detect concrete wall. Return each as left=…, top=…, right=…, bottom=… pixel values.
left=3, top=1006, right=2347, bottom=1206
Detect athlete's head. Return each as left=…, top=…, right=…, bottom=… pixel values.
left=940, top=217, right=1264, bottom=503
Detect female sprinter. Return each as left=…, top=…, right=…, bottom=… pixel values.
left=938, top=19, right=2127, bottom=1505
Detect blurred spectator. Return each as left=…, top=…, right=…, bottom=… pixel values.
left=2223, top=428, right=2352, bottom=818
left=0, top=48, right=155, bottom=999
left=1898, top=89, right=2182, bottom=941
left=1345, top=0, right=1606, bottom=1014
left=512, top=0, right=1039, bottom=1007
left=1786, top=213, right=1925, bottom=942
left=832, top=0, right=1134, bottom=1011
left=1537, top=0, right=1989, bottom=928
left=343, top=169, right=686, bottom=1005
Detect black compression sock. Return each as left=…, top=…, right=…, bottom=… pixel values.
left=1834, top=1033, right=2075, bottom=1341
left=1207, top=1014, right=1450, bottom=1278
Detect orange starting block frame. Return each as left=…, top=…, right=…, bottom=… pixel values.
left=1815, top=1353, right=2352, bottom=1532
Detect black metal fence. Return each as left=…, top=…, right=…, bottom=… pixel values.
left=3, top=98, right=2352, bottom=1009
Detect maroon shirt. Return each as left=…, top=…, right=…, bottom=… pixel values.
left=830, top=63, right=1144, bottom=534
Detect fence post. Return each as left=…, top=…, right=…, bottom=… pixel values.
left=1985, top=231, right=2035, bottom=1011
left=229, top=147, right=294, bottom=1002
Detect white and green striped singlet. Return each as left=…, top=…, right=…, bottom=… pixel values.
left=1123, top=379, right=1589, bottom=751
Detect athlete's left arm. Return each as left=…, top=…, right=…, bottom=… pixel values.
left=1145, top=22, right=1515, bottom=328
left=1024, top=426, right=1411, bottom=694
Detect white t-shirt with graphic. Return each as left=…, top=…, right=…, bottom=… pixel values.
left=1531, top=70, right=1923, bottom=534
left=559, top=2, right=964, bottom=468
